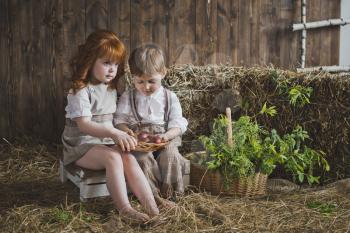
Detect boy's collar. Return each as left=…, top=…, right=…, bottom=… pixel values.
left=136, top=86, right=163, bottom=98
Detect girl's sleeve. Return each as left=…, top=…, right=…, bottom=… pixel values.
left=114, top=91, right=132, bottom=125
left=65, top=89, right=92, bottom=119
left=167, top=92, right=188, bottom=134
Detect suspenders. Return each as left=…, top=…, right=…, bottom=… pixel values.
left=129, top=88, right=172, bottom=130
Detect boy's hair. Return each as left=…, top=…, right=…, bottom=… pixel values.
left=70, top=30, right=126, bottom=92
left=128, top=44, right=167, bottom=77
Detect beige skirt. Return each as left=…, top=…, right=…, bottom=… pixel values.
left=61, top=115, right=115, bottom=165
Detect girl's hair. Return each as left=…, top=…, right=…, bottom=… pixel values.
left=70, top=30, right=126, bottom=92
left=128, top=43, right=167, bottom=77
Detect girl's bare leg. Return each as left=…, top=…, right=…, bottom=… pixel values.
left=75, top=145, right=149, bottom=222
left=116, top=148, right=159, bottom=217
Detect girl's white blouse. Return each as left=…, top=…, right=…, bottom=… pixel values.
left=115, top=86, right=188, bottom=134
left=65, top=84, right=117, bottom=119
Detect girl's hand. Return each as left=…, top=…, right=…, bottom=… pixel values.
left=126, top=128, right=135, bottom=137
left=115, top=123, right=135, bottom=137
left=112, top=130, right=137, bottom=152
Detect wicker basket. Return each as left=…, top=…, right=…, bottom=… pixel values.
left=133, top=141, right=169, bottom=152
left=190, top=163, right=267, bottom=196
left=131, top=131, right=169, bottom=152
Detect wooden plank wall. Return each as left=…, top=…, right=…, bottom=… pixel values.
left=0, top=0, right=341, bottom=142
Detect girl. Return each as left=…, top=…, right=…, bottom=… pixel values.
left=61, top=30, right=159, bottom=223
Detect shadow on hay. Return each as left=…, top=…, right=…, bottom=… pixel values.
left=0, top=179, right=80, bottom=214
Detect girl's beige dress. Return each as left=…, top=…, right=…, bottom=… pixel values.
left=62, top=83, right=117, bottom=165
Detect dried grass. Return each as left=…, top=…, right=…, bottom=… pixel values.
left=164, top=65, right=350, bottom=181
left=0, top=139, right=349, bottom=233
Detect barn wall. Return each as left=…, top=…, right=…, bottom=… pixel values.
left=0, top=0, right=341, bottom=142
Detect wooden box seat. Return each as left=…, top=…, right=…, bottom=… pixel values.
left=59, top=159, right=191, bottom=202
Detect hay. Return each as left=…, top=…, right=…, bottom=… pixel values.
left=164, top=65, right=350, bottom=181
left=1, top=139, right=350, bottom=232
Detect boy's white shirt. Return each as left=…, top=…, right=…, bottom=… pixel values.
left=115, top=86, right=188, bottom=134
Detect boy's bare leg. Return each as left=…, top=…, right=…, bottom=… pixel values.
left=75, top=145, right=150, bottom=223
left=119, top=150, right=160, bottom=217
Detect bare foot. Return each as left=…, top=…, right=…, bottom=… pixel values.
left=143, top=199, right=160, bottom=217
left=119, top=207, right=150, bottom=224
left=155, top=196, right=176, bottom=210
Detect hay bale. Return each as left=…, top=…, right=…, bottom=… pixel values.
left=164, top=65, right=350, bottom=181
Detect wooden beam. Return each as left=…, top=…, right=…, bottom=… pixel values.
left=297, top=66, right=350, bottom=73
left=293, top=18, right=350, bottom=31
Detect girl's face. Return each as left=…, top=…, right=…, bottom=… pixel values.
left=133, top=73, right=164, bottom=96
left=92, top=57, right=118, bottom=83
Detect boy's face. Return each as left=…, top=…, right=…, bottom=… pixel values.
left=133, top=73, right=164, bottom=96
left=92, top=57, right=118, bottom=84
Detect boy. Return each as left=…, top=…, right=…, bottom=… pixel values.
left=114, top=44, right=188, bottom=203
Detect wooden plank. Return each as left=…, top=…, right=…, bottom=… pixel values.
left=319, top=0, right=332, bottom=66
left=195, top=0, right=217, bottom=64
left=258, top=0, right=272, bottom=66
left=0, top=0, right=10, bottom=138
left=108, top=0, right=130, bottom=95
left=289, top=0, right=301, bottom=68
left=85, top=0, right=108, bottom=36
left=307, top=0, right=321, bottom=66
left=62, top=0, right=85, bottom=93
left=249, top=0, right=260, bottom=66
left=279, top=0, right=298, bottom=68
left=108, top=0, right=131, bottom=53
left=269, top=0, right=281, bottom=66
left=152, top=1, right=168, bottom=64
left=80, top=182, right=109, bottom=200
left=168, top=0, right=196, bottom=64
left=329, top=0, right=340, bottom=65
left=53, top=0, right=65, bottom=139
left=237, top=0, right=250, bottom=66
left=216, top=0, right=232, bottom=64
left=7, top=0, right=34, bottom=136
left=231, top=0, right=239, bottom=65
left=130, top=0, right=154, bottom=51
left=30, top=0, right=57, bottom=140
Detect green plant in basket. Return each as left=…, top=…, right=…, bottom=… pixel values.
left=198, top=107, right=329, bottom=188
left=199, top=116, right=257, bottom=184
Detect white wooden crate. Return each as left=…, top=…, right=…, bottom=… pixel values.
left=59, top=159, right=190, bottom=202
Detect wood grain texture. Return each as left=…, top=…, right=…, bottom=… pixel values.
left=168, top=0, right=196, bottom=64
left=109, top=0, right=131, bottom=53
left=0, top=0, right=342, bottom=141
left=307, top=0, right=321, bottom=66
left=195, top=0, right=217, bottom=64
left=0, top=0, right=10, bottom=138
left=216, top=0, right=232, bottom=64
left=86, top=0, right=108, bottom=36
left=329, top=0, right=340, bottom=65
left=8, top=0, right=33, bottom=136
left=130, top=0, right=154, bottom=51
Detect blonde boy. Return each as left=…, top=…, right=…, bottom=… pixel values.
left=114, top=44, right=188, bottom=201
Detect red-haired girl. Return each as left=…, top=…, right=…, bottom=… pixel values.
left=62, top=30, right=159, bottom=223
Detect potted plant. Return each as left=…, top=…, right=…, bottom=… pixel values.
left=190, top=107, right=329, bottom=196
